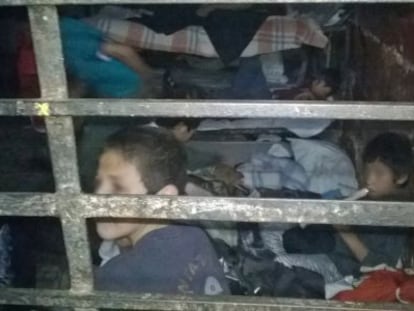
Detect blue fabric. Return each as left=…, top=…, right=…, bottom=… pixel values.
left=321, top=189, right=343, bottom=199
left=216, top=57, right=271, bottom=99
left=60, top=18, right=140, bottom=98
left=95, top=224, right=229, bottom=295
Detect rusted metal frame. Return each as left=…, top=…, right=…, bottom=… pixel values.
left=3, top=0, right=414, bottom=5
left=2, top=2, right=412, bottom=311
left=81, top=194, right=414, bottom=227
left=2, top=99, right=414, bottom=120
left=28, top=5, right=95, bottom=294
left=0, top=193, right=59, bottom=216
left=0, top=288, right=411, bottom=310
left=28, top=6, right=79, bottom=193
left=1, top=193, right=414, bottom=227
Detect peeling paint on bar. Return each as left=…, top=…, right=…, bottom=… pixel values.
left=3, top=0, right=414, bottom=5
left=80, top=195, right=414, bottom=227
left=0, top=288, right=410, bottom=310
left=0, top=193, right=59, bottom=216
left=28, top=6, right=95, bottom=295
left=3, top=99, right=414, bottom=120
left=28, top=6, right=80, bottom=193
left=0, top=193, right=414, bottom=227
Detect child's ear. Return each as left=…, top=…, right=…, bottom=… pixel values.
left=396, top=174, right=409, bottom=185
left=157, top=184, right=179, bottom=196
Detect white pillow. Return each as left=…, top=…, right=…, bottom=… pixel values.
left=289, top=138, right=358, bottom=196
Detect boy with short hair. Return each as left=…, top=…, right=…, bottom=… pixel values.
left=94, top=126, right=228, bottom=295
left=362, top=132, right=412, bottom=199
left=331, top=132, right=412, bottom=276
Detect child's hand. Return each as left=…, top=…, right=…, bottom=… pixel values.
left=101, top=42, right=136, bottom=59
left=294, top=91, right=315, bottom=101
left=213, top=164, right=243, bottom=186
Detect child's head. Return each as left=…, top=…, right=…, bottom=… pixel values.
left=96, top=126, right=188, bottom=196
left=95, top=126, right=187, bottom=243
left=155, top=118, right=202, bottom=143
left=310, top=68, right=340, bottom=99
left=362, top=132, right=413, bottom=199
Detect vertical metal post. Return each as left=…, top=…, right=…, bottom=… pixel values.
left=28, top=5, right=95, bottom=296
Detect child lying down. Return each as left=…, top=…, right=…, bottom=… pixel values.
left=60, top=17, right=162, bottom=98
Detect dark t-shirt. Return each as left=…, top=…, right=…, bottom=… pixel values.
left=329, top=226, right=408, bottom=276
left=94, top=224, right=229, bottom=295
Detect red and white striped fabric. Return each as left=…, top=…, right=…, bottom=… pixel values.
left=86, top=15, right=328, bottom=58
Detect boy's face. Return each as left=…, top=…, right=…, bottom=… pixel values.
left=364, top=159, right=404, bottom=199
left=95, top=149, right=147, bottom=195
left=94, top=149, right=178, bottom=244
left=94, top=150, right=147, bottom=243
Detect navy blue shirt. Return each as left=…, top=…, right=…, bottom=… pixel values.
left=95, top=225, right=229, bottom=295
left=329, top=226, right=408, bottom=276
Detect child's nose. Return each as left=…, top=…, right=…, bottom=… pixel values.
left=365, top=176, right=375, bottom=189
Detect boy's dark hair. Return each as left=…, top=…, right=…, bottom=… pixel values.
left=316, top=68, right=341, bottom=94
left=363, top=132, right=413, bottom=179
left=103, top=126, right=188, bottom=194
left=155, top=118, right=202, bottom=131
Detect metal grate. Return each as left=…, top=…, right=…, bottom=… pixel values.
left=0, top=1, right=413, bottom=311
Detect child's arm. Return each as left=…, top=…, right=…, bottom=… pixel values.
left=101, top=42, right=154, bottom=78
left=335, top=225, right=369, bottom=262
left=336, top=188, right=370, bottom=262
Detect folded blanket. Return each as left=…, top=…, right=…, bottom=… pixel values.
left=86, top=15, right=328, bottom=59
left=238, top=153, right=309, bottom=191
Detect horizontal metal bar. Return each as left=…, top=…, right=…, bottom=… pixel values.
left=0, top=288, right=410, bottom=310
left=0, top=193, right=59, bottom=216
left=2, top=99, right=414, bottom=120
left=1, top=193, right=414, bottom=227
left=2, top=0, right=414, bottom=5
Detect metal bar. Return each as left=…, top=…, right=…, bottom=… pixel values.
left=80, top=195, right=414, bottom=227
left=45, top=117, right=82, bottom=192
left=0, top=288, right=411, bottom=310
left=1, top=193, right=414, bottom=227
left=28, top=6, right=95, bottom=294
left=28, top=6, right=80, bottom=193
left=0, top=193, right=59, bottom=216
left=3, top=0, right=414, bottom=5
left=4, top=99, right=414, bottom=120
left=59, top=205, right=95, bottom=293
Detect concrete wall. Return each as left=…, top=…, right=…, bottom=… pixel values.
left=352, top=5, right=414, bottom=101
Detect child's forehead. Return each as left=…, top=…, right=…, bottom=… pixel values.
left=364, top=158, right=394, bottom=172
left=100, top=149, right=140, bottom=171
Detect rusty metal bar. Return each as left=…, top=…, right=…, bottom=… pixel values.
left=28, top=6, right=79, bottom=192
left=2, top=99, right=414, bottom=120
left=0, top=288, right=411, bottom=310
left=1, top=193, right=414, bottom=227
left=3, top=0, right=414, bottom=5
left=28, top=6, right=80, bottom=193
left=28, top=5, right=95, bottom=294
left=0, top=193, right=59, bottom=216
